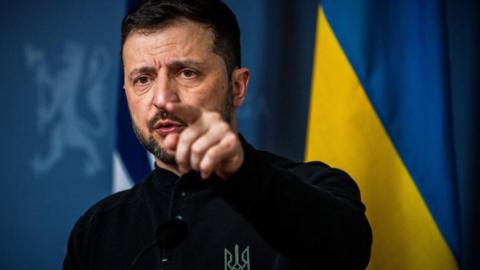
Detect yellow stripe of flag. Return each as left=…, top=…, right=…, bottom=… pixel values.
left=305, top=7, right=458, bottom=269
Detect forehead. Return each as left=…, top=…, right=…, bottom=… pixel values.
left=122, top=19, right=217, bottom=67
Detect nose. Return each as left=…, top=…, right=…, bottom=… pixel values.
left=152, top=71, right=179, bottom=108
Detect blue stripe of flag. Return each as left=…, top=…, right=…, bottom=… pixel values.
left=322, top=0, right=461, bottom=260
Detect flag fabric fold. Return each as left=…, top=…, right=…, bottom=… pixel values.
left=306, top=1, right=460, bottom=269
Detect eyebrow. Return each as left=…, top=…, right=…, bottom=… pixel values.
left=128, top=59, right=206, bottom=79
left=168, top=59, right=205, bottom=69
left=128, top=66, right=157, bottom=80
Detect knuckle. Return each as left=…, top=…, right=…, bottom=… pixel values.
left=224, top=133, right=237, bottom=148
left=208, top=111, right=221, bottom=121
left=204, top=148, right=218, bottom=163
left=180, top=129, right=195, bottom=143
left=200, top=158, right=211, bottom=171
left=224, top=141, right=233, bottom=151
left=191, top=142, right=203, bottom=155
left=217, top=122, right=229, bottom=132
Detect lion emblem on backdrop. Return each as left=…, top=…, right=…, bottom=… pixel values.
left=24, top=42, right=111, bottom=177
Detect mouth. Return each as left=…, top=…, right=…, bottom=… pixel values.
left=153, top=120, right=185, bottom=136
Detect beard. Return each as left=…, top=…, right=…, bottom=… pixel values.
left=132, top=122, right=177, bottom=165
left=131, top=85, right=234, bottom=166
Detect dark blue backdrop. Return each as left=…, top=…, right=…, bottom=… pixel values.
left=0, top=0, right=477, bottom=269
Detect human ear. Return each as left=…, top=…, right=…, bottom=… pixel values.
left=231, top=67, right=250, bottom=108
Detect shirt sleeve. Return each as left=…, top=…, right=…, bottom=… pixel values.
left=211, top=141, right=372, bottom=269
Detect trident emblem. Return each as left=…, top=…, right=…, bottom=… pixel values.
left=224, top=244, right=250, bottom=270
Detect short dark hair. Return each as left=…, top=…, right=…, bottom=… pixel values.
left=121, top=0, right=241, bottom=74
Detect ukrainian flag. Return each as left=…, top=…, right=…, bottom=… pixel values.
left=305, top=1, right=460, bottom=269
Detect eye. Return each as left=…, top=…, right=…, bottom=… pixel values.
left=179, top=69, right=197, bottom=79
left=133, top=75, right=151, bottom=86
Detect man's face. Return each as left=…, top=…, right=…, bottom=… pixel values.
left=122, top=19, right=234, bottom=165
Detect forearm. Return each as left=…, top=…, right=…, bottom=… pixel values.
left=212, top=145, right=372, bottom=269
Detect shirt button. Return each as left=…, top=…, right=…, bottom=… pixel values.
left=180, top=191, right=187, bottom=197
left=175, top=215, right=183, bottom=221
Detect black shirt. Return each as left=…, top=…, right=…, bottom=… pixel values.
left=64, top=139, right=372, bottom=269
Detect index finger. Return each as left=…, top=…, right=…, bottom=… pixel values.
left=166, top=102, right=202, bottom=124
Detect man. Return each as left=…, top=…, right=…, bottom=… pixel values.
left=64, top=0, right=372, bottom=269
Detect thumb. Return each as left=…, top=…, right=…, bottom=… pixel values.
left=164, top=133, right=180, bottom=151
